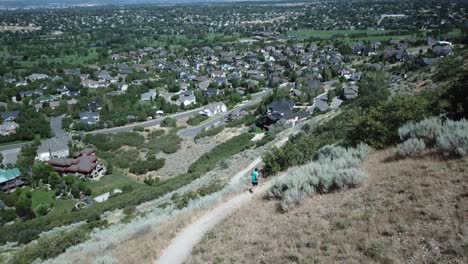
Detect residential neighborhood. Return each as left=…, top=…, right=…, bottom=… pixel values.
left=0, top=0, right=466, bottom=263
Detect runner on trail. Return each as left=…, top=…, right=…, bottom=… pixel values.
left=249, top=168, right=259, bottom=193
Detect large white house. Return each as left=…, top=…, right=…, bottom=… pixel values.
left=36, top=137, right=70, bottom=161
left=199, top=102, right=227, bottom=117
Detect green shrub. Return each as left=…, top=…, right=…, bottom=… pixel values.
left=0, top=209, right=17, bottom=224
left=84, top=132, right=145, bottom=151
left=189, top=133, right=254, bottom=175
left=194, top=126, right=224, bottom=139
left=187, top=115, right=209, bottom=126
left=254, top=134, right=275, bottom=148
left=398, top=116, right=443, bottom=146
left=12, top=226, right=90, bottom=264
left=161, top=117, right=177, bottom=127
left=129, top=158, right=165, bottom=175
left=268, top=144, right=370, bottom=211
left=347, top=96, right=430, bottom=148
left=0, top=191, right=17, bottom=207
left=123, top=205, right=136, bottom=215
left=435, top=119, right=468, bottom=157
left=396, top=138, right=426, bottom=157
left=93, top=255, right=117, bottom=264
left=225, top=114, right=256, bottom=128
left=35, top=203, right=50, bottom=217
left=147, top=132, right=182, bottom=154
left=17, top=229, right=40, bottom=245
left=172, top=183, right=224, bottom=209
left=133, top=126, right=145, bottom=132
left=147, top=129, right=165, bottom=139
left=397, top=117, right=468, bottom=157
left=15, top=195, right=33, bottom=219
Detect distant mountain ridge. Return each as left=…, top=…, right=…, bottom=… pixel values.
left=0, top=0, right=254, bottom=10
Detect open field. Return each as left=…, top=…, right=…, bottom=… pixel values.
left=46, top=48, right=98, bottom=65
left=288, top=28, right=462, bottom=42
left=188, top=149, right=468, bottom=264
left=288, top=29, right=409, bottom=41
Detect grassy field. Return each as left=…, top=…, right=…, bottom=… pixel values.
left=188, top=149, right=468, bottom=263
left=84, top=169, right=144, bottom=197
left=288, top=28, right=462, bottom=42
left=48, top=199, right=75, bottom=216
left=288, top=29, right=420, bottom=42
left=31, top=189, right=55, bottom=210
left=46, top=48, right=98, bottom=65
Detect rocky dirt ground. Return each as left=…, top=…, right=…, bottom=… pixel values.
left=152, top=127, right=244, bottom=178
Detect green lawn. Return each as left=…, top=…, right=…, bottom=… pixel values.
left=287, top=29, right=424, bottom=42
left=84, top=169, right=143, bottom=197
left=48, top=199, right=75, bottom=216
left=288, top=28, right=462, bottom=42
left=31, top=189, right=55, bottom=210
left=47, top=48, right=98, bottom=65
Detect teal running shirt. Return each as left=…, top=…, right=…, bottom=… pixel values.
left=251, top=171, right=258, bottom=182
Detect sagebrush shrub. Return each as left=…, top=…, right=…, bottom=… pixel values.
left=269, top=144, right=370, bottom=211
left=398, top=117, right=468, bottom=157
left=396, top=138, right=426, bottom=157
left=93, top=255, right=117, bottom=264
left=398, top=116, right=443, bottom=146
left=435, top=119, right=468, bottom=156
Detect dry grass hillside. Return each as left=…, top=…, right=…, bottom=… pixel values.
left=188, top=149, right=468, bottom=264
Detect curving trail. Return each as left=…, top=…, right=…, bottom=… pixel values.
left=156, top=112, right=337, bottom=264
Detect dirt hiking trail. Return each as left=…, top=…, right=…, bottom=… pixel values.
left=156, top=112, right=337, bottom=264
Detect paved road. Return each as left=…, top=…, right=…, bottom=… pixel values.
left=88, top=107, right=205, bottom=135
left=89, top=89, right=271, bottom=135
left=51, top=116, right=68, bottom=139
left=178, top=99, right=262, bottom=138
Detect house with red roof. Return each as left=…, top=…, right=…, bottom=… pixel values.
left=47, top=147, right=104, bottom=177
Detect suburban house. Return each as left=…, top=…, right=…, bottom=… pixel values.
left=48, top=148, right=105, bottom=178
left=36, top=137, right=70, bottom=161
left=204, top=88, right=223, bottom=97
left=313, top=93, right=330, bottom=112
left=26, top=73, right=50, bottom=82
left=0, top=168, right=22, bottom=192
left=257, top=99, right=308, bottom=129
left=79, top=112, right=100, bottom=125
left=88, top=101, right=102, bottom=112
left=178, top=91, right=197, bottom=106
left=64, top=68, right=81, bottom=75
left=0, top=121, right=19, bottom=136
left=49, top=101, right=60, bottom=109
left=19, top=90, right=43, bottom=98
left=1, top=111, right=20, bottom=122
left=140, top=90, right=158, bottom=102
left=199, top=102, right=227, bottom=117
left=343, top=84, right=359, bottom=100
left=67, top=98, right=78, bottom=105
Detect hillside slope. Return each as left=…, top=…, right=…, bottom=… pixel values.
left=188, top=149, right=468, bottom=263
